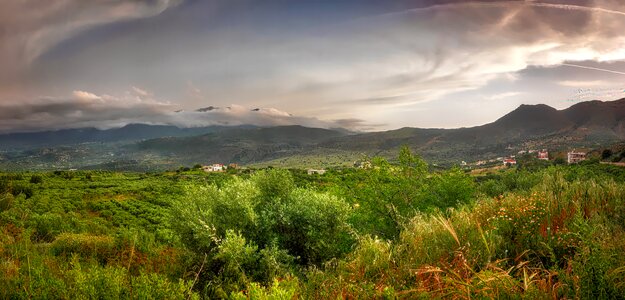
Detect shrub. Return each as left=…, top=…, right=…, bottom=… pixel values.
left=260, top=188, right=353, bottom=265
left=171, top=178, right=260, bottom=253
left=0, top=192, right=14, bottom=212
left=28, top=213, right=70, bottom=242
left=30, top=175, right=43, bottom=184
left=423, top=167, right=475, bottom=211
left=66, top=257, right=197, bottom=299
left=10, top=184, right=33, bottom=198
left=231, top=277, right=299, bottom=300
left=51, top=233, right=115, bottom=263
left=602, top=149, right=613, bottom=160
left=252, top=169, right=295, bottom=201
left=172, top=170, right=353, bottom=295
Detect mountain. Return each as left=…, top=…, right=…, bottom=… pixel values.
left=131, top=125, right=348, bottom=165
left=563, top=99, right=625, bottom=136
left=319, top=98, right=625, bottom=163
left=0, top=124, right=251, bottom=150
left=130, top=99, right=625, bottom=167
left=2, top=98, right=625, bottom=170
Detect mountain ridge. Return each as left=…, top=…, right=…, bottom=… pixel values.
left=1, top=98, right=625, bottom=170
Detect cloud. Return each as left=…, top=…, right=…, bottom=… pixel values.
left=332, top=118, right=387, bottom=131
left=0, top=90, right=380, bottom=133
left=485, top=92, right=524, bottom=101
left=0, top=89, right=173, bottom=133
left=565, top=86, right=625, bottom=103
left=131, top=86, right=150, bottom=97
left=560, top=63, right=625, bottom=76
left=166, top=106, right=383, bottom=131
left=0, top=0, right=181, bottom=85
left=72, top=90, right=102, bottom=102
left=557, top=80, right=610, bottom=88
left=4, top=0, right=625, bottom=130
left=329, top=0, right=625, bottom=107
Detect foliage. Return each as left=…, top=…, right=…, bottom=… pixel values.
left=2, top=154, right=625, bottom=299
left=171, top=169, right=353, bottom=295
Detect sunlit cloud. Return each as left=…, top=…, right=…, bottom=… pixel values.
left=485, top=92, right=524, bottom=101
left=72, top=90, right=102, bottom=102
left=558, top=80, right=610, bottom=88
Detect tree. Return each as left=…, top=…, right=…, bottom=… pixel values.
left=171, top=168, right=353, bottom=290
left=398, top=145, right=428, bottom=177
left=602, top=149, right=613, bottom=160
left=30, top=175, right=43, bottom=184
left=423, top=167, right=476, bottom=211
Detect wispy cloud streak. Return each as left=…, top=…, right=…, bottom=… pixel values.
left=561, top=63, right=625, bottom=76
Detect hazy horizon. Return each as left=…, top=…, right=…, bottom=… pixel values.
left=1, top=97, right=624, bottom=135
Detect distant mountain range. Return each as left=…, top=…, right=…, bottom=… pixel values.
left=0, top=124, right=255, bottom=150
left=1, top=99, right=625, bottom=170
left=320, top=98, right=625, bottom=162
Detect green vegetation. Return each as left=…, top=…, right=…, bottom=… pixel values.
left=1, top=147, right=625, bottom=299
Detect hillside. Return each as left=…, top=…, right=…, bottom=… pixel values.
left=2, top=99, right=625, bottom=170
left=322, top=98, right=625, bottom=163
left=131, top=125, right=348, bottom=165
left=0, top=124, right=249, bottom=150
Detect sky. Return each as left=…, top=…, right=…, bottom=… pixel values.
left=2, top=0, right=625, bottom=133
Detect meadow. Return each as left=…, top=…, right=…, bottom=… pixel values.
left=1, top=147, right=625, bottom=299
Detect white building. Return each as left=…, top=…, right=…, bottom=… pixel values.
left=307, top=169, right=326, bottom=175
left=567, top=151, right=586, bottom=164
left=538, top=150, right=549, bottom=161
left=202, top=164, right=226, bottom=172
left=503, top=158, right=517, bottom=166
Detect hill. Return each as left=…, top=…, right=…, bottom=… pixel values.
left=319, top=98, right=625, bottom=163
left=131, top=125, right=348, bottom=165
left=0, top=124, right=249, bottom=150
left=2, top=98, right=625, bottom=170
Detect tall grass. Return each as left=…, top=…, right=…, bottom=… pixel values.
left=304, top=169, right=625, bottom=299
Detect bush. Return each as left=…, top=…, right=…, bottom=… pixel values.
left=602, top=149, right=613, bottom=160
left=30, top=175, right=43, bottom=184
left=260, top=188, right=353, bottom=265
left=51, top=233, right=115, bottom=263
left=172, top=178, right=260, bottom=253
left=172, top=170, right=353, bottom=295
left=29, top=213, right=70, bottom=242
left=252, top=169, right=295, bottom=200
left=11, top=184, right=33, bottom=198
left=66, top=257, right=197, bottom=299
left=423, top=167, right=475, bottom=211
left=231, top=277, right=299, bottom=300
left=0, top=192, right=14, bottom=212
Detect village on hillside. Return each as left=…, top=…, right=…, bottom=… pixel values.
left=461, top=148, right=590, bottom=171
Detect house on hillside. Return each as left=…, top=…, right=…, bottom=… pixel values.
left=307, top=169, right=326, bottom=175
left=567, top=151, right=586, bottom=164
left=503, top=158, right=517, bottom=166
left=202, top=164, right=226, bottom=172
left=353, top=160, right=372, bottom=169
left=538, top=149, right=549, bottom=160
